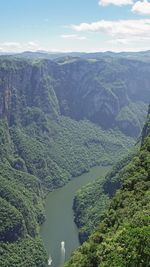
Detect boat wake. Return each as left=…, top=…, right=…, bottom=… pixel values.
left=60, top=241, right=65, bottom=266
left=48, top=255, right=52, bottom=266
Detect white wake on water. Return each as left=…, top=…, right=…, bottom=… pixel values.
left=60, top=241, right=65, bottom=266
left=48, top=254, right=52, bottom=266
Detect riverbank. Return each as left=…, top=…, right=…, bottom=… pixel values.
left=40, top=166, right=110, bottom=267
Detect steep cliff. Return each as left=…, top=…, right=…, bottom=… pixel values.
left=0, top=57, right=136, bottom=267
left=56, top=58, right=149, bottom=137
left=65, top=108, right=150, bottom=267
left=0, top=57, right=149, bottom=137
left=0, top=56, right=149, bottom=267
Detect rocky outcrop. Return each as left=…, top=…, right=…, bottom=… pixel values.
left=0, top=59, right=60, bottom=125
left=56, top=59, right=150, bottom=135
left=0, top=57, right=149, bottom=136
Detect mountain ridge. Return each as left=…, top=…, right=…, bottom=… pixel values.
left=0, top=55, right=149, bottom=266
left=0, top=56, right=149, bottom=136
left=1, top=49, right=150, bottom=62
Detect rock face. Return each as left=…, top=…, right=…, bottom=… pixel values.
left=0, top=59, right=60, bottom=125
left=64, top=93, right=150, bottom=267
left=0, top=57, right=149, bottom=136
left=56, top=59, right=149, bottom=136
left=0, top=55, right=149, bottom=267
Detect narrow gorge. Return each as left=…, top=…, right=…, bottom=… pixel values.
left=0, top=53, right=150, bottom=267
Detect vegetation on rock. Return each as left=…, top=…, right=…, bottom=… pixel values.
left=0, top=55, right=149, bottom=266
left=65, top=109, right=150, bottom=267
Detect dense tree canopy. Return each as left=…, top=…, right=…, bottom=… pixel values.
left=0, top=55, right=149, bottom=266
left=65, top=110, right=150, bottom=267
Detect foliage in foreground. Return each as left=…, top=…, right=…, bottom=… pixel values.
left=65, top=110, right=150, bottom=267
left=73, top=146, right=138, bottom=243
left=0, top=114, right=134, bottom=266
left=0, top=56, right=148, bottom=266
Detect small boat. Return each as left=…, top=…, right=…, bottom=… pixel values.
left=60, top=241, right=65, bottom=265
left=61, top=241, right=65, bottom=250
left=48, top=255, right=52, bottom=266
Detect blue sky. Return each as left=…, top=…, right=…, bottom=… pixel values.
left=0, top=0, right=150, bottom=52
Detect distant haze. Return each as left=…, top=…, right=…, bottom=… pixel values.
left=0, top=0, right=150, bottom=53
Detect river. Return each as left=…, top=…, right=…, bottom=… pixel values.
left=40, top=166, right=110, bottom=267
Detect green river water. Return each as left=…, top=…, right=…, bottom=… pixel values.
left=40, top=166, right=109, bottom=267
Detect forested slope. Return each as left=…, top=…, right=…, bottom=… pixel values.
left=0, top=57, right=136, bottom=266
left=1, top=56, right=149, bottom=137
left=65, top=107, right=150, bottom=267
left=0, top=55, right=149, bottom=266
left=73, top=144, right=139, bottom=243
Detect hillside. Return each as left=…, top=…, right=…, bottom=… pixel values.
left=9, top=50, right=150, bottom=63
left=0, top=56, right=136, bottom=267
left=73, top=147, right=138, bottom=243
left=55, top=57, right=149, bottom=137
left=65, top=108, right=150, bottom=267
left=0, top=55, right=149, bottom=266
left=0, top=56, right=149, bottom=136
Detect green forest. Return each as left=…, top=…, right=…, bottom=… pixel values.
left=65, top=108, right=150, bottom=267
left=0, top=54, right=149, bottom=267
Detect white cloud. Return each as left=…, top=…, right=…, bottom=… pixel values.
left=0, top=41, right=42, bottom=52
left=27, top=41, right=41, bottom=49
left=132, top=0, right=150, bottom=15
left=99, top=0, right=133, bottom=6
left=70, top=19, right=150, bottom=39
left=61, top=34, right=86, bottom=40
left=109, top=38, right=129, bottom=44
left=69, top=19, right=150, bottom=52
left=1, top=42, right=22, bottom=50
left=109, top=35, right=150, bottom=44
